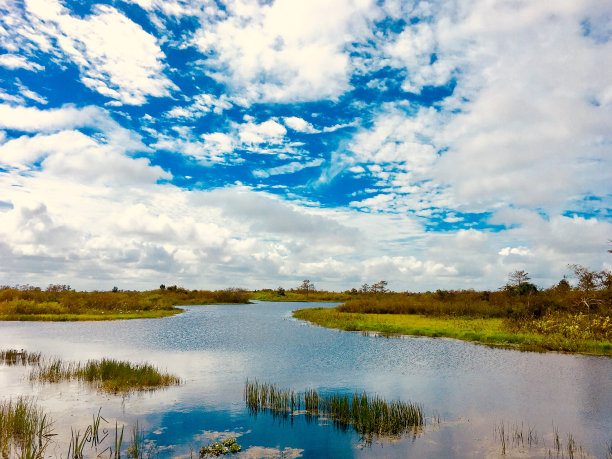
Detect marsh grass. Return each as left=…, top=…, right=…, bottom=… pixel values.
left=0, top=285, right=251, bottom=321
left=244, top=380, right=424, bottom=438
left=293, top=307, right=612, bottom=355
left=0, top=349, right=41, bottom=366
left=495, top=421, right=588, bottom=458
left=0, top=397, right=54, bottom=458
left=30, top=357, right=181, bottom=393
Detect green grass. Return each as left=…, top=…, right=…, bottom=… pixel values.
left=30, top=357, right=181, bottom=393
left=292, top=307, right=612, bottom=356
left=0, top=286, right=251, bottom=322
left=0, top=397, right=54, bottom=458
left=244, top=380, right=424, bottom=437
left=251, top=290, right=353, bottom=302
left=0, top=308, right=181, bottom=321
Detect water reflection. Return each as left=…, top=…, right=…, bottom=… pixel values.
left=0, top=301, right=610, bottom=457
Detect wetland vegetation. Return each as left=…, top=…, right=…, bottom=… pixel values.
left=295, top=267, right=612, bottom=355
left=28, top=356, right=181, bottom=393
left=2, top=266, right=609, bottom=357
left=244, top=380, right=425, bottom=438
left=0, top=397, right=54, bottom=459
left=0, top=349, right=181, bottom=393
left=0, top=284, right=250, bottom=321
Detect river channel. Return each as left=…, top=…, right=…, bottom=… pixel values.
left=1, top=301, right=610, bottom=457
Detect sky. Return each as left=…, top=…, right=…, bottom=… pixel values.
left=0, top=0, right=611, bottom=292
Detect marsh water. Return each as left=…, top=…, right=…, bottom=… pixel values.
left=1, top=301, right=611, bottom=458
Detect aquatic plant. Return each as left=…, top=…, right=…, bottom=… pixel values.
left=495, top=421, right=588, bottom=458
left=200, top=437, right=242, bottom=457
left=30, top=357, right=181, bottom=393
left=244, top=380, right=424, bottom=437
left=0, top=349, right=42, bottom=366
left=0, top=397, right=54, bottom=458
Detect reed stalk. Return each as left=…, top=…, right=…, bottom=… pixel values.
left=244, top=380, right=424, bottom=437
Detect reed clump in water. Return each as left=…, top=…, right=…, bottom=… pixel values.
left=0, top=349, right=42, bottom=366
left=0, top=397, right=54, bottom=458
left=30, top=358, right=181, bottom=393
left=244, top=380, right=424, bottom=437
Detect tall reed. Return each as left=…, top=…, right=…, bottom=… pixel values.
left=30, top=357, right=181, bottom=393
left=244, top=380, right=424, bottom=437
left=0, top=397, right=54, bottom=458
left=0, top=349, right=41, bottom=366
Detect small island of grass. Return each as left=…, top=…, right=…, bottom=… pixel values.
left=27, top=356, right=181, bottom=393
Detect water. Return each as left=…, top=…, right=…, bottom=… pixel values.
left=1, top=301, right=610, bottom=457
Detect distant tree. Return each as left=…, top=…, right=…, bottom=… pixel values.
left=360, top=283, right=370, bottom=293
left=159, top=284, right=166, bottom=290
left=299, top=280, right=315, bottom=297
left=112, top=286, right=119, bottom=293
left=555, top=278, right=571, bottom=293
left=508, top=270, right=530, bottom=286
left=371, top=280, right=388, bottom=293
left=568, top=264, right=612, bottom=310
left=276, top=286, right=286, bottom=296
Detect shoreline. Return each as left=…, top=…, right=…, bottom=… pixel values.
left=292, top=307, right=612, bottom=357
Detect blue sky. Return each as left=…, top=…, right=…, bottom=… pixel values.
left=0, top=0, right=611, bottom=291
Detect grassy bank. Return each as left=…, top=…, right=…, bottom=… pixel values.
left=251, top=289, right=353, bottom=302
left=0, top=285, right=250, bottom=321
left=29, top=357, right=181, bottom=393
left=293, top=307, right=612, bottom=355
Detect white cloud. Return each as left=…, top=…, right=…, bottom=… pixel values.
left=253, top=158, right=324, bottom=178
left=192, top=0, right=380, bottom=104
left=16, top=0, right=175, bottom=105
left=0, top=54, right=44, bottom=71
left=238, top=119, right=286, bottom=145
left=499, top=246, right=533, bottom=257
left=0, top=104, right=104, bottom=132
left=342, top=0, right=612, bottom=217
left=283, top=116, right=319, bottom=133
left=165, top=93, right=232, bottom=119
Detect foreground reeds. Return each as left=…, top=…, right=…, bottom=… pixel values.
left=0, top=349, right=41, bottom=366
left=0, top=397, right=54, bottom=458
left=30, top=357, right=181, bottom=393
left=244, top=380, right=424, bottom=437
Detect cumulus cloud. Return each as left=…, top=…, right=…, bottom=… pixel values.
left=0, top=0, right=609, bottom=291
left=343, top=0, right=612, bottom=218
left=192, top=0, right=380, bottom=103
left=238, top=119, right=286, bottom=145
left=283, top=117, right=319, bottom=133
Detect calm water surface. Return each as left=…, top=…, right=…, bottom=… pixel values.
left=1, top=301, right=610, bottom=458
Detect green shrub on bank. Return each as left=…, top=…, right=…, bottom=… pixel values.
left=0, top=285, right=250, bottom=320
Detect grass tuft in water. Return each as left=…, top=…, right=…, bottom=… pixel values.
left=0, top=349, right=42, bottom=366
left=496, top=421, right=590, bottom=458
left=244, top=380, right=424, bottom=437
left=30, top=357, right=181, bottom=393
left=0, top=397, right=54, bottom=458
